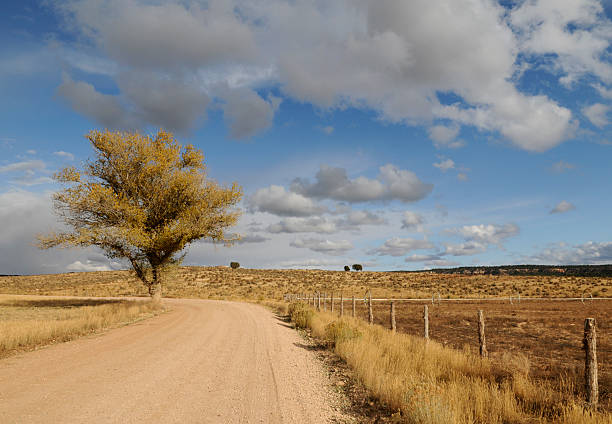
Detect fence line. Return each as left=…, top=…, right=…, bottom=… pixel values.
left=287, top=294, right=612, bottom=302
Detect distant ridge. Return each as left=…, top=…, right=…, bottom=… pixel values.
left=399, top=264, right=612, bottom=277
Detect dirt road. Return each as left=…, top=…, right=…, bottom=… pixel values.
left=0, top=299, right=350, bottom=423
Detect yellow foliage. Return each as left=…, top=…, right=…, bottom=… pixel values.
left=38, top=129, right=243, bottom=299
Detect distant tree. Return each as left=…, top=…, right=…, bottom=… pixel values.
left=38, top=129, right=243, bottom=302
left=352, top=264, right=363, bottom=271
left=344, top=265, right=350, bottom=272
left=230, top=262, right=240, bottom=269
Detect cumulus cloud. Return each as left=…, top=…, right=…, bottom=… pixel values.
left=57, top=73, right=133, bottom=129
left=218, top=86, right=280, bottom=139
left=424, top=259, right=460, bottom=268
left=443, top=241, right=488, bottom=256
left=290, top=237, right=353, bottom=255
left=369, top=237, right=434, bottom=257
left=433, top=158, right=455, bottom=172
left=446, top=223, right=520, bottom=246
left=550, top=200, right=576, bottom=214
left=118, top=72, right=210, bottom=133
left=53, top=151, right=75, bottom=161
left=57, top=1, right=256, bottom=71
left=248, top=185, right=326, bottom=217
left=337, top=210, right=386, bottom=227
left=291, top=164, right=432, bottom=203
left=582, top=103, right=610, bottom=128
left=0, top=190, right=116, bottom=274
left=531, top=241, right=612, bottom=265
left=510, top=0, right=612, bottom=86
left=49, top=0, right=599, bottom=151
left=428, top=124, right=463, bottom=148
left=66, top=259, right=112, bottom=272
left=234, top=234, right=270, bottom=244
left=267, top=217, right=336, bottom=234
left=401, top=211, right=425, bottom=232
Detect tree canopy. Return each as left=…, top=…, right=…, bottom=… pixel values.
left=39, top=129, right=243, bottom=301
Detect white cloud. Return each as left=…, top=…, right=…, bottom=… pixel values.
left=49, top=0, right=597, bottom=151
left=338, top=210, right=386, bottom=227
left=550, top=200, right=575, bottom=214
left=290, top=237, right=353, bottom=255
left=510, top=0, right=612, bottom=86
left=248, top=185, right=326, bottom=217
left=424, top=259, right=460, bottom=268
left=235, top=234, right=270, bottom=244
left=53, top=151, right=75, bottom=161
left=433, top=158, right=455, bottom=172
left=66, top=260, right=112, bottom=272
left=446, top=223, right=520, bottom=246
left=369, top=237, right=434, bottom=257
left=401, top=211, right=425, bottom=232
left=443, top=241, right=488, bottom=256
left=26, top=150, right=36, bottom=155
left=405, top=254, right=442, bottom=262
left=457, top=173, right=468, bottom=181
left=0, top=160, right=45, bottom=173
left=267, top=217, right=336, bottom=234
left=428, top=124, right=463, bottom=148
left=274, top=258, right=347, bottom=269
left=291, top=164, right=432, bottom=203
left=582, top=103, right=609, bottom=128
left=218, top=86, right=280, bottom=139
left=531, top=241, right=612, bottom=265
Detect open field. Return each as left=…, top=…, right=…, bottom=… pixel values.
left=1, top=266, right=610, bottom=416
left=0, top=266, right=610, bottom=299
left=290, top=304, right=612, bottom=423
left=0, top=295, right=164, bottom=358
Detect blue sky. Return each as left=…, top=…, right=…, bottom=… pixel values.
left=1, top=0, right=612, bottom=274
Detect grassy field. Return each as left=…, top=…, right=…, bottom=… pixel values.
left=0, top=266, right=610, bottom=299
left=0, top=295, right=164, bottom=358
left=0, top=266, right=609, bottom=419
left=290, top=303, right=611, bottom=423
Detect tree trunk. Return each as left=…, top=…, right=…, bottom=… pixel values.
left=149, top=266, right=163, bottom=303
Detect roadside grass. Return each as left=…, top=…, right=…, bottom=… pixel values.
left=288, top=302, right=612, bottom=424
left=0, top=295, right=164, bottom=357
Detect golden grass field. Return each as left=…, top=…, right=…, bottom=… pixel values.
left=289, top=303, right=611, bottom=423
left=0, top=266, right=610, bottom=299
left=0, top=266, right=609, bottom=422
left=0, top=295, right=164, bottom=358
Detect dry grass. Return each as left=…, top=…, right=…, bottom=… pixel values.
left=1, top=266, right=609, bottom=300
left=289, top=302, right=612, bottom=424
left=0, top=295, right=164, bottom=357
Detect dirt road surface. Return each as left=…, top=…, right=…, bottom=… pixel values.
left=0, top=299, right=351, bottom=423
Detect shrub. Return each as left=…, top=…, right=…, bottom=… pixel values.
left=324, top=320, right=361, bottom=347
left=344, top=265, right=350, bottom=271
left=288, top=302, right=313, bottom=329
left=230, top=261, right=240, bottom=269
left=352, top=264, right=363, bottom=271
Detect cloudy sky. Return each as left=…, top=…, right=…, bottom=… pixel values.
left=1, top=0, right=612, bottom=274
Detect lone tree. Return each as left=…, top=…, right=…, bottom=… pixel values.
left=344, top=265, right=350, bottom=271
left=38, top=129, right=243, bottom=302
left=352, top=264, right=363, bottom=271
left=230, top=261, right=240, bottom=269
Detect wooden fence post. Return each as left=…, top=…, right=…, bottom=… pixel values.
left=331, top=292, right=334, bottom=313
left=478, top=310, right=488, bottom=358
left=323, top=292, right=327, bottom=311
left=390, top=301, right=396, bottom=332
left=424, top=305, right=429, bottom=340
left=584, top=318, right=598, bottom=408
left=352, top=295, right=356, bottom=318
left=340, top=292, right=344, bottom=317
left=368, top=290, right=374, bottom=325
left=317, top=292, right=321, bottom=311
